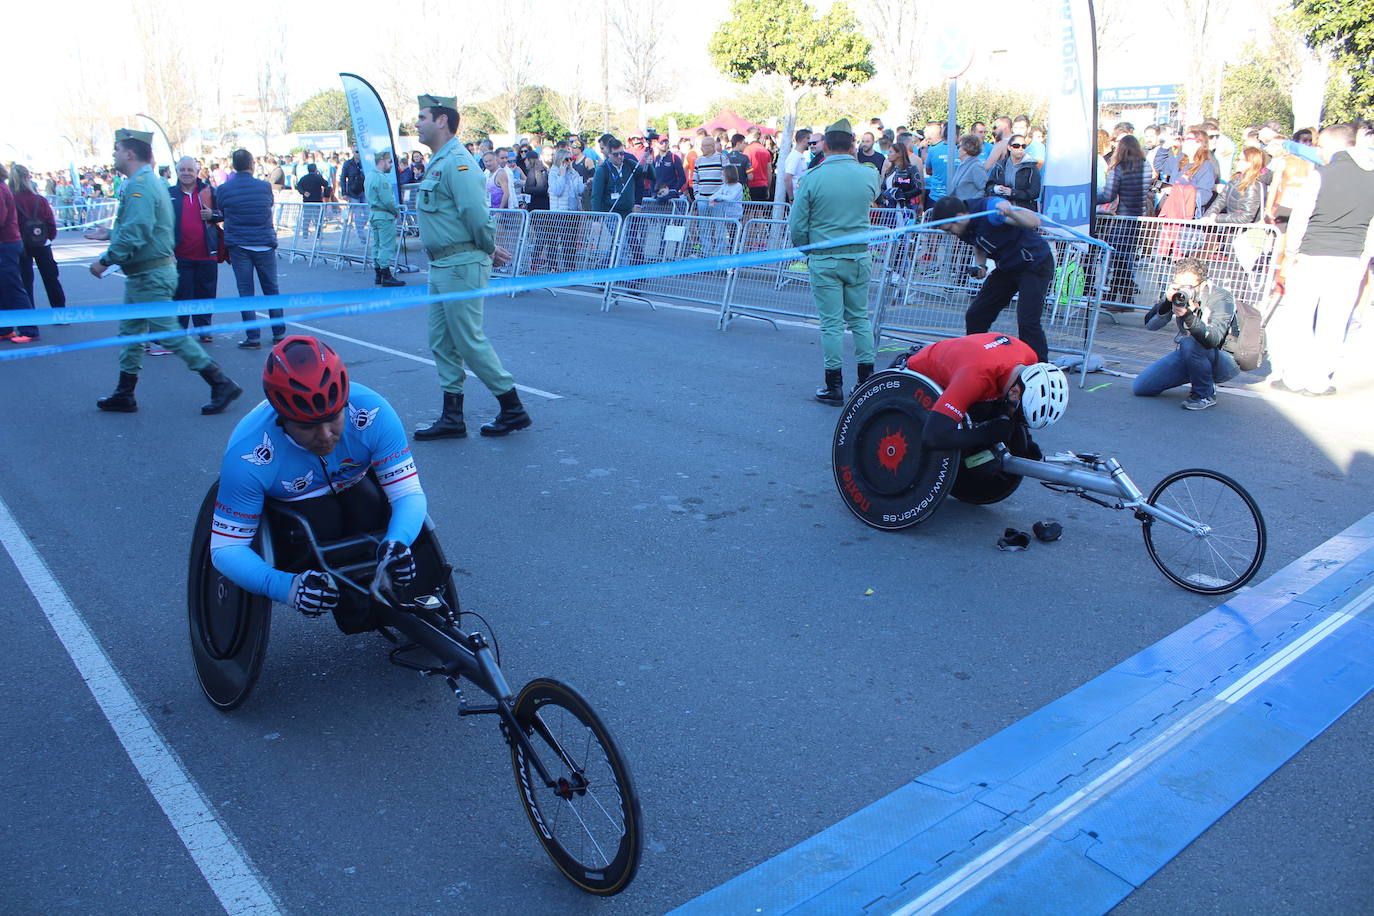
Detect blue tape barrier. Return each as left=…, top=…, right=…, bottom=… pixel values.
left=0, top=208, right=1108, bottom=364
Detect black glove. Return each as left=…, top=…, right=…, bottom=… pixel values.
left=288, top=570, right=339, bottom=617
left=980, top=416, right=1014, bottom=445
left=377, top=540, right=417, bottom=587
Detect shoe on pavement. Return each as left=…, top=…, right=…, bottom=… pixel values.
left=1181, top=394, right=1216, bottom=410
left=237, top=339, right=262, bottom=349
left=7, top=335, right=36, bottom=344
left=198, top=334, right=214, bottom=343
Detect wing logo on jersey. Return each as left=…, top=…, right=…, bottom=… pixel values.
left=241, top=432, right=275, bottom=466
left=281, top=471, right=314, bottom=494
left=348, top=404, right=379, bottom=431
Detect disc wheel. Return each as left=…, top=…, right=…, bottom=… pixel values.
left=187, top=482, right=272, bottom=710
left=1142, top=469, right=1266, bottom=595
left=832, top=370, right=960, bottom=530
left=508, top=678, right=642, bottom=895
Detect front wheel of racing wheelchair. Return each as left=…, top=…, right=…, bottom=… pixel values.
left=832, top=361, right=1028, bottom=530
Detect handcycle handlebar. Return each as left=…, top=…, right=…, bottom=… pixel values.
left=263, top=501, right=411, bottom=611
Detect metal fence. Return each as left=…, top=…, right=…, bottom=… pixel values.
left=722, top=215, right=902, bottom=333
left=516, top=211, right=622, bottom=296
left=46, top=198, right=118, bottom=228
left=1091, top=215, right=1280, bottom=311
left=873, top=226, right=1109, bottom=378
left=602, top=212, right=743, bottom=313
left=491, top=208, right=528, bottom=281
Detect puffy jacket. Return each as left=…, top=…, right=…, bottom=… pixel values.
left=548, top=167, right=584, bottom=211
left=987, top=159, right=1042, bottom=211
left=215, top=172, right=277, bottom=248
left=1203, top=175, right=1264, bottom=224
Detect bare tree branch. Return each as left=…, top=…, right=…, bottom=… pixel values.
left=488, top=0, right=537, bottom=136
left=612, top=4, right=666, bottom=132
left=853, top=0, right=925, bottom=120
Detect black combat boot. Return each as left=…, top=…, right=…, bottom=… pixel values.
left=815, top=369, right=844, bottom=406
left=415, top=392, right=467, bottom=440
left=97, top=372, right=139, bottom=412
left=199, top=363, right=244, bottom=415
left=378, top=267, right=405, bottom=287
left=852, top=362, right=874, bottom=394
left=373, top=267, right=382, bottom=286
left=480, top=388, right=532, bottom=437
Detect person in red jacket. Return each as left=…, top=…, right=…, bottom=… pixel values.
left=0, top=163, right=38, bottom=343
left=10, top=164, right=67, bottom=319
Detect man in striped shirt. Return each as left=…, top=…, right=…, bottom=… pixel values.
left=692, top=137, right=728, bottom=211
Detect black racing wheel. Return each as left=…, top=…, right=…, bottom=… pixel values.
left=831, top=370, right=960, bottom=530
left=188, top=481, right=272, bottom=710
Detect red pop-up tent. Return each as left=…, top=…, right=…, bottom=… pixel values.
left=690, top=109, right=776, bottom=136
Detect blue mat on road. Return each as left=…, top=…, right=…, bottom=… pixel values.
left=670, top=512, right=1374, bottom=915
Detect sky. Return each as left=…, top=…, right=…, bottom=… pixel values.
left=1, top=0, right=1258, bottom=167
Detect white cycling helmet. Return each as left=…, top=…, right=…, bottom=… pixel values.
left=1016, top=362, right=1069, bottom=429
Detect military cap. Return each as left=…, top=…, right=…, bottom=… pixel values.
left=374, top=149, right=393, bottom=160
left=824, top=118, right=854, bottom=136
left=418, top=93, right=458, bottom=111
left=114, top=128, right=154, bottom=145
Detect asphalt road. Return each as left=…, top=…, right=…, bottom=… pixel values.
left=1, top=242, right=1370, bottom=914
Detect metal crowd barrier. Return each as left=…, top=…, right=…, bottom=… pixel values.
left=722, top=215, right=901, bottom=332
left=603, top=212, right=743, bottom=313
left=47, top=198, right=117, bottom=229
left=272, top=202, right=309, bottom=263
left=1090, top=215, right=1279, bottom=311
left=515, top=210, right=622, bottom=296
left=873, top=225, right=1109, bottom=380
left=492, top=208, right=528, bottom=281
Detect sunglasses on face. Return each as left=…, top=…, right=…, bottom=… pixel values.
left=1009, top=143, right=1026, bottom=149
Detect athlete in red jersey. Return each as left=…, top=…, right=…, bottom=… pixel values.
left=903, top=332, right=1068, bottom=452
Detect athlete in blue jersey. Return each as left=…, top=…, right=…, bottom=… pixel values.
left=211, top=336, right=427, bottom=619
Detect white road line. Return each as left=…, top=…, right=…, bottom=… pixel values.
left=0, top=493, right=282, bottom=916
left=893, top=579, right=1374, bottom=915
left=260, top=313, right=564, bottom=400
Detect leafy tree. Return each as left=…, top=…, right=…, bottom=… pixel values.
left=709, top=0, right=874, bottom=196
left=459, top=105, right=501, bottom=141
left=909, top=84, right=1048, bottom=135
left=648, top=111, right=706, bottom=135
left=519, top=95, right=569, bottom=140
left=1291, top=0, right=1374, bottom=120
left=288, top=89, right=354, bottom=144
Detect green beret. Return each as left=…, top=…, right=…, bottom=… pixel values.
left=115, top=128, right=154, bottom=145
left=825, top=118, right=854, bottom=136
left=418, top=94, right=458, bottom=111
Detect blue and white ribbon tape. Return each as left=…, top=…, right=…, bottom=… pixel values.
left=0, top=209, right=1106, bottom=363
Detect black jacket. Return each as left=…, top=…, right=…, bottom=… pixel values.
left=985, top=159, right=1041, bottom=210
left=1203, top=175, right=1264, bottom=224
left=1144, top=282, right=1236, bottom=350
left=296, top=171, right=330, bottom=203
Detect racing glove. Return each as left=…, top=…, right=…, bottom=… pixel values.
left=288, top=570, right=340, bottom=617
left=377, top=540, right=417, bottom=587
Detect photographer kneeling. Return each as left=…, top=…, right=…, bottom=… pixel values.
left=1133, top=257, right=1238, bottom=410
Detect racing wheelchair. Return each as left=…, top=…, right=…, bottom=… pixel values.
left=831, top=361, right=1267, bottom=596
left=187, top=481, right=642, bottom=895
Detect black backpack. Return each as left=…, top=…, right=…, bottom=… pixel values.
left=14, top=194, right=46, bottom=254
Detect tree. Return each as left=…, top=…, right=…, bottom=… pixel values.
left=135, top=1, right=198, bottom=151
left=1165, top=0, right=1233, bottom=121
left=289, top=90, right=355, bottom=144
left=709, top=0, right=874, bottom=200
left=254, top=34, right=291, bottom=153
left=519, top=89, right=569, bottom=140
left=613, top=5, right=667, bottom=133
left=909, top=84, right=1047, bottom=134
left=853, top=0, right=925, bottom=122
left=1291, top=0, right=1374, bottom=120
left=459, top=105, right=502, bottom=141
left=549, top=74, right=597, bottom=138
left=488, top=0, right=537, bottom=136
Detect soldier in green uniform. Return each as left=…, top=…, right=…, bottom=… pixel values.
left=788, top=119, right=881, bottom=405
left=365, top=150, right=404, bottom=287
left=411, top=94, right=530, bottom=439
left=88, top=129, right=242, bottom=415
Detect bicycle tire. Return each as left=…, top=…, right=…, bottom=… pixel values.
left=187, top=482, right=272, bottom=710
left=1141, top=468, right=1266, bottom=595
left=508, top=678, right=642, bottom=895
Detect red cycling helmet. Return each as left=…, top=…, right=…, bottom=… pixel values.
left=262, top=335, right=350, bottom=423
